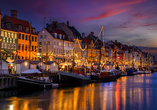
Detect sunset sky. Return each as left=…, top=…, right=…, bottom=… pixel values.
left=1, top=0, right=157, bottom=47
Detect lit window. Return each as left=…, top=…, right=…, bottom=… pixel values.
left=8, top=32, right=10, bottom=37
left=8, top=43, right=10, bottom=49
left=7, top=38, right=9, bottom=43
left=1, top=31, right=4, bottom=36
left=10, top=38, right=12, bottom=43
left=13, top=39, right=15, bottom=44
left=5, top=31, right=7, bottom=37
left=3, top=37, right=5, bottom=42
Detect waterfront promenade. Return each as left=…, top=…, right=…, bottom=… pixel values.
left=0, top=72, right=157, bottom=110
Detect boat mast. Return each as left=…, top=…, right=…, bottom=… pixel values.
left=45, top=43, right=48, bottom=71
left=99, top=26, right=103, bottom=70
left=132, top=47, right=134, bottom=68
left=29, top=22, right=32, bottom=69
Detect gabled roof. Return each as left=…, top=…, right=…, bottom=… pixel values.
left=13, top=60, right=26, bottom=64
left=68, top=26, right=82, bottom=39
left=52, top=28, right=67, bottom=36
left=30, top=60, right=41, bottom=64
left=4, top=15, right=37, bottom=34
left=82, top=38, right=91, bottom=45
left=45, top=61, right=55, bottom=65
left=5, top=15, right=30, bottom=27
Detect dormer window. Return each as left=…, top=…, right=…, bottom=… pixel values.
left=19, top=25, right=22, bottom=30
left=7, top=23, right=11, bottom=29
left=32, top=28, right=35, bottom=33
left=59, top=34, right=62, bottom=39
left=26, top=27, right=29, bottom=32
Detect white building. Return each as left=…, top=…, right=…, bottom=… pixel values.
left=38, top=28, right=74, bottom=63
left=13, top=60, right=29, bottom=74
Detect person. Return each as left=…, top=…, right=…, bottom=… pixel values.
left=8, top=65, right=11, bottom=74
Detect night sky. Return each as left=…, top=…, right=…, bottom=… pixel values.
left=1, top=0, right=157, bottom=47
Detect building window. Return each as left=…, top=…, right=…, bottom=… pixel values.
left=39, top=42, right=42, bottom=45
left=40, top=35, right=43, bottom=39
left=59, top=42, right=61, bottom=46
left=22, top=44, right=24, bottom=52
left=11, top=44, right=13, bottom=49
left=54, top=42, right=56, bottom=45
left=5, top=43, right=7, bottom=48
left=15, top=34, right=17, bottom=38
left=1, top=42, right=3, bottom=48
left=7, top=38, right=9, bottom=43
left=57, top=42, right=58, bottom=46
left=19, top=34, right=21, bottom=39
left=26, top=35, right=28, bottom=40
left=14, top=44, right=16, bottom=49
left=35, top=37, right=37, bottom=42
left=3, top=37, right=5, bottom=42
left=22, top=34, right=24, bottom=40
left=10, top=38, right=12, bottom=43
left=43, top=42, right=46, bottom=45
left=18, top=44, right=21, bottom=50
left=8, top=43, right=10, bottom=49
left=32, top=36, right=34, bottom=41
left=35, top=46, right=37, bottom=52
left=57, top=49, right=58, bottom=54
left=54, top=49, right=56, bottom=53
left=25, top=45, right=27, bottom=50
left=13, top=39, right=15, bottom=44
left=5, top=31, right=7, bottom=37
left=47, top=41, right=50, bottom=45
left=11, top=33, right=13, bottom=38
left=32, top=46, right=34, bottom=51
left=8, top=32, right=10, bottom=37
left=1, top=31, right=4, bottom=37
left=44, top=35, right=47, bottom=38
left=39, top=49, right=41, bottom=52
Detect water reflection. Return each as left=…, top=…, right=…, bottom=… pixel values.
left=1, top=73, right=157, bottom=110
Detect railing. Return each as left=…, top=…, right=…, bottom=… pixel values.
left=0, top=69, right=9, bottom=77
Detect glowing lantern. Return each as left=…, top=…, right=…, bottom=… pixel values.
left=37, top=53, right=41, bottom=57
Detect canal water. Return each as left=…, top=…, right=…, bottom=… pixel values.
left=1, top=72, right=157, bottom=110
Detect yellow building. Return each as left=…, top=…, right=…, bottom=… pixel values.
left=3, top=10, right=38, bottom=60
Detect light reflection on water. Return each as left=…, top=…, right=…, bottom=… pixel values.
left=1, top=73, right=157, bottom=110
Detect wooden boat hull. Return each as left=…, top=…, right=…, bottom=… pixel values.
left=18, top=78, right=53, bottom=90
left=59, top=71, right=90, bottom=86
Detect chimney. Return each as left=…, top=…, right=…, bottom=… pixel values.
left=115, top=40, right=117, bottom=43
left=67, top=21, right=69, bottom=26
left=82, top=33, right=85, bottom=38
left=52, top=21, right=58, bottom=29
left=11, top=10, right=17, bottom=18
left=91, top=32, right=94, bottom=36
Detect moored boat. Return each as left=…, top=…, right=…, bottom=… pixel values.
left=59, top=71, right=90, bottom=86
left=17, top=69, right=59, bottom=90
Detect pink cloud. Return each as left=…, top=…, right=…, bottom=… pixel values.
left=99, top=0, right=146, bottom=10
left=80, top=8, right=129, bottom=21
